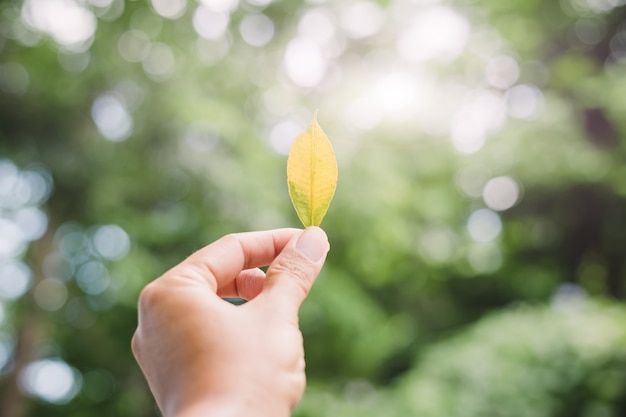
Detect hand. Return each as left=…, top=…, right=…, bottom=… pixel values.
left=131, top=227, right=329, bottom=417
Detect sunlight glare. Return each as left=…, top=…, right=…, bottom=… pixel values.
left=21, top=0, right=96, bottom=51
left=284, top=37, right=327, bottom=88
left=397, top=6, right=470, bottom=62
left=451, top=90, right=506, bottom=154
left=344, top=96, right=382, bottom=131
left=371, top=71, right=420, bottom=122
left=339, top=1, right=384, bottom=39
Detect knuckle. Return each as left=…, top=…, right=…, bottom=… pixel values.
left=130, top=331, right=141, bottom=359
left=219, top=233, right=239, bottom=248
left=137, top=281, right=166, bottom=310
left=287, top=373, right=306, bottom=408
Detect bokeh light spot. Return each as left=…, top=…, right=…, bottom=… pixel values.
left=91, top=94, right=133, bottom=142
left=506, top=84, right=543, bottom=119
left=284, top=37, right=327, bottom=88
left=574, top=18, right=606, bottom=45
left=239, top=14, right=274, bottom=47
left=0, top=160, right=19, bottom=200
left=58, top=50, right=90, bottom=73
left=151, top=0, right=187, bottom=20
left=34, top=278, right=68, bottom=311
left=21, top=0, right=96, bottom=51
left=89, top=0, right=114, bottom=8
left=14, top=206, right=48, bottom=242
left=196, top=36, right=230, bottom=65
left=482, top=176, right=520, bottom=211
left=0, top=260, right=32, bottom=300
left=0, top=332, right=13, bottom=370
left=20, top=359, right=82, bottom=404
left=21, top=169, right=53, bottom=206
left=467, top=208, right=502, bottom=242
left=142, top=42, right=176, bottom=81
left=58, top=226, right=86, bottom=255
left=467, top=243, right=502, bottom=274
left=76, top=261, right=110, bottom=295
left=193, top=6, right=230, bottom=40
left=118, top=30, right=151, bottom=63
left=200, top=0, right=239, bottom=13
left=485, top=55, right=520, bottom=90
left=130, top=8, right=163, bottom=38
left=112, top=80, right=145, bottom=111
left=0, top=219, right=28, bottom=258
left=339, top=1, right=384, bottom=39
left=298, top=8, right=336, bottom=44
left=93, top=224, right=131, bottom=261
left=269, top=119, right=304, bottom=155
left=456, top=165, right=491, bottom=198
left=418, top=226, right=457, bottom=264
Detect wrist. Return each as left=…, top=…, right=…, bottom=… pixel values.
left=171, top=392, right=292, bottom=417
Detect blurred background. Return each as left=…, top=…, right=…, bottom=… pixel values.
left=1, top=0, right=626, bottom=416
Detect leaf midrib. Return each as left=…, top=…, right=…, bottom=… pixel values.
left=309, top=121, right=316, bottom=226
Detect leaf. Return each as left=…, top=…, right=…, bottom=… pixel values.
left=287, top=112, right=338, bottom=227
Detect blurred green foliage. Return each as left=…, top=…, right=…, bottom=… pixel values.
left=1, top=0, right=626, bottom=416
left=297, top=301, right=626, bottom=417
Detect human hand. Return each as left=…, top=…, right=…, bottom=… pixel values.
left=131, top=227, right=329, bottom=417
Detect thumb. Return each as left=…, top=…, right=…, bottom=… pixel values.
left=260, top=227, right=329, bottom=316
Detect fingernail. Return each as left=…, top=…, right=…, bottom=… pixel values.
left=296, top=227, right=328, bottom=262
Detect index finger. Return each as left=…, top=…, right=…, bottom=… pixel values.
left=163, top=228, right=302, bottom=294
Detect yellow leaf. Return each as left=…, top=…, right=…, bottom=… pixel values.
left=287, top=112, right=338, bottom=227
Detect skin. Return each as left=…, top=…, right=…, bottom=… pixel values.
left=131, top=227, right=329, bottom=417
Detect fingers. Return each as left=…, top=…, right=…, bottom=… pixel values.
left=217, top=268, right=266, bottom=300
left=259, top=227, right=329, bottom=317
left=165, top=229, right=301, bottom=293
